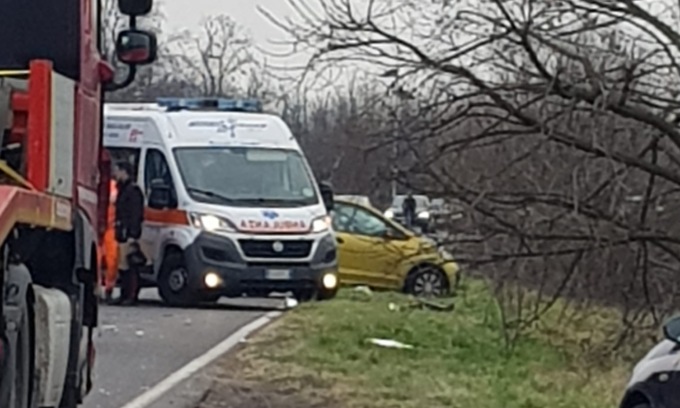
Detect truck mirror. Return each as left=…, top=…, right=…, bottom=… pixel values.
left=319, top=182, right=334, bottom=212
left=115, top=29, right=157, bottom=66
left=118, top=0, right=153, bottom=16
left=663, top=316, right=680, bottom=344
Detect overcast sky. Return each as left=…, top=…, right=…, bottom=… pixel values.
left=162, top=0, right=310, bottom=68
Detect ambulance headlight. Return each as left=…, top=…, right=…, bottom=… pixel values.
left=417, top=211, right=430, bottom=219
left=384, top=209, right=394, bottom=218
left=190, top=213, right=235, bottom=232
left=311, top=216, right=331, bottom=233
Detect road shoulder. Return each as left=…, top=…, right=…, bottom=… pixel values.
left=122, top=310, right=282, bottom=408
left=145, top=316, right=340, bottom=408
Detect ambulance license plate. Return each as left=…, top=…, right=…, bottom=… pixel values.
left=266, top=269, right=290, bottom=280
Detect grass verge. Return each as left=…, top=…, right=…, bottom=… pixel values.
left=227, top=281, right=651, bottom=408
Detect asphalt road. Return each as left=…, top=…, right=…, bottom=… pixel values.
left=83, top=289, right=282, bottom=408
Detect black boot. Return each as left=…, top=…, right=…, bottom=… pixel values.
left=104, top=289, right=114, bottom=305
left=120, top=269, right=139, bottom=306
left=113, top=269, right=129, bottom=305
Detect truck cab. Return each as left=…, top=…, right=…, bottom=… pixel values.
left=0, top=0, right=157, bottom=407
left=103, top=98, right=339, bottom=306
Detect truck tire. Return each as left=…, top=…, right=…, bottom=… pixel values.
left=10, top=299, right=33, bottom=408
left=158, top=252, right=198, bottom=307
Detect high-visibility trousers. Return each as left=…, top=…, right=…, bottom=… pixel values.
left=100, top=228, right=119, bottom=292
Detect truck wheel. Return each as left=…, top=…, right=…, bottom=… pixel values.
left=158, top=252, right=198, bottom=307
left=10, top=301, right=33, bottom=408
left=58, top=387, right=79, bottom=408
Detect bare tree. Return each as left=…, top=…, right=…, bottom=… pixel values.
left=168, top=14, right=256, bottom=97
left=266, top=0, right=680, bottom=347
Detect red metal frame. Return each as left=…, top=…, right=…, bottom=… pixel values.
left=0, top=0, right=106, bottom=400
left=25, top=60, right=52, bottom=191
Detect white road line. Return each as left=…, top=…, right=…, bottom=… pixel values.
left=120, top=310, right=282, bottom=408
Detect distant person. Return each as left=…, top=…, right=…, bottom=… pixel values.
left=100, top=179, right=119, bottom=304
left=113, top=161, right=145, bottom=305
left=403, top=193, right=416, bottom=228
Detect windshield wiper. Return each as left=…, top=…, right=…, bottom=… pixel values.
left=186, top=187, right=235, bottom=204
left=239, top=197, right=312, bottom=206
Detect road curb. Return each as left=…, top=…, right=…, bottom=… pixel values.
left=120, top=310, right=283, bottom=408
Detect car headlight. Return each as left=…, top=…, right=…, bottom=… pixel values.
left=418, top=211, right=430, bottom=219
left=190, top=213, right=235, bottom=232
left=311, top=215, right=331, bottom=233
left=384, top=209, right=394, bottom=218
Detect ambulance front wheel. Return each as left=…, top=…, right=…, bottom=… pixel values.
left=158, top=251, right=199, bottom=307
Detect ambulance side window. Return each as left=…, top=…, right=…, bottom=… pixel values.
left=106, top=147, right=141, bottom=180
left=144, top=149, right=176, bottom=203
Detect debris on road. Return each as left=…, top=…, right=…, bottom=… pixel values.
left=135, top=330, right=145, bottom=337
left=353, top=286, right=372, bottom=296
left=367, top=338, right=414, bottom=349
left=284, top=297, right=298, bottom=309
left=99, top=324, right=119, bottom=335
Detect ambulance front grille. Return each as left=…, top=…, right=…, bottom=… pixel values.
left=238, top=239, right=313, bottom=258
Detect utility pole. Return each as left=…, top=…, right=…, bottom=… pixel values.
left=391, top=141, right=397, bottom=199
left=380, top=68, right=414, bottom=202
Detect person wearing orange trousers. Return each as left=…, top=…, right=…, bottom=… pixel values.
left=100, top=179, right=119, bottom=303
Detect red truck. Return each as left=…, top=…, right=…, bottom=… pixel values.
left=0, top=0, right=157, bottom=407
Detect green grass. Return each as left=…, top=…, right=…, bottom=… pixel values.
left=234, top=281, right=650, bottom=408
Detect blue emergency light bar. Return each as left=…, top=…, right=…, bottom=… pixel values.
left=156, top=97, right=262, bottom=113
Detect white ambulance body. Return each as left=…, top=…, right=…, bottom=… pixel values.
left=103, top=98, right=338, bottom=305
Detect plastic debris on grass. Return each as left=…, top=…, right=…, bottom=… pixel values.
left=410, top=297, right=455, bottom=312
left=367, top=338, right=414, bottom=349
left=353, top=286, right=373, bottom=296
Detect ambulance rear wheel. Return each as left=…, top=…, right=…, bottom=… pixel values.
left=158, top=252, right=199, bottom=307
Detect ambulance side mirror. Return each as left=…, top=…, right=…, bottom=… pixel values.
left=148, top=179, right=176, bottom=210
left=663, top=316, right=680, bottom=344
left=115, top=29, right=157, bottom=66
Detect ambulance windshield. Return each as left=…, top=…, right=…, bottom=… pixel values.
left=174, top=147, right=319, bottom=207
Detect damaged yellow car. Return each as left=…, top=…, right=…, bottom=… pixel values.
left=331, top=199, right=459, bottom=296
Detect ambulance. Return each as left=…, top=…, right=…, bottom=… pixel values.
left=103, top=98, right=339, bottom=306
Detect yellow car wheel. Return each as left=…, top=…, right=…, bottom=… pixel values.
left=404, top=264, right=449, bottom=297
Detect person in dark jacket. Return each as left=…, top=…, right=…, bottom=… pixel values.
left=402, top=193, right=417, bottom=228
left=112, top=161, right=145, bottom=305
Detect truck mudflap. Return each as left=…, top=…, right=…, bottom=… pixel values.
left=32, top=285, right=72, bottom=407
